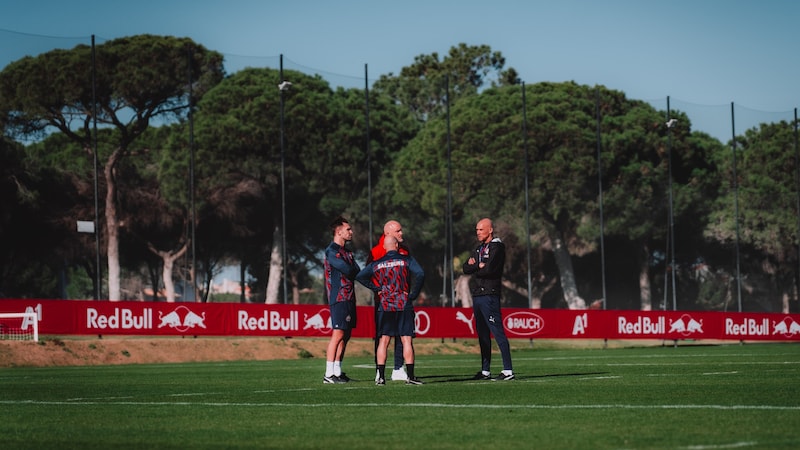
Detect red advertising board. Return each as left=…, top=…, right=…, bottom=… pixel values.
left=2, top=299, right=799, bottom=342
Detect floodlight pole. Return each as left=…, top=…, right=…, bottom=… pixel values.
left=91, top=35, right=102, bottom=300
left=187, top=47, right=197, bottom=302
left=731, top=102, right=742, bottom=312
left=596, top=88, right=607, bottom=309
left=445, top=75, right=454, bottom=306
left=279, top=55, right=288, bottom=303
left=522, top=82, right=533, bottom=308
left=666, top=97, right=677, bottom=311
left=365, top=64, right=373, bottom=248
left=794, top=108, right=799, bottom=302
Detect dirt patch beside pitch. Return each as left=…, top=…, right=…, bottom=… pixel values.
left=0, top=336, right=481, bottom=367
left=0, top=336, right=719, bottom=368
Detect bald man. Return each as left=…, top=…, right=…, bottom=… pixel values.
left=357, top=235, right=425, bottom=384
left=368, top=220, right=412, bottom=381
left=462, top=218, right=514, bottom=381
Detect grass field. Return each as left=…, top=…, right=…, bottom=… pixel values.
left=1, top=340, right=798, bottom=449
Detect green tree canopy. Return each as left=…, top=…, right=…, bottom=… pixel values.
left=186, top=67, right=418, bottom=302
left=0, top=34, right=224, bottom=300
left=705, top=120, right=800, bottom=311
left=373, top=43, right=519, bottom=122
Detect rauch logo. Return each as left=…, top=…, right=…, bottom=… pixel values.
left=504, top=311, right=544, bottom=337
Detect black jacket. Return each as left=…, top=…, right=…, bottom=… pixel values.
left=462, top=237, right=505, bottom=296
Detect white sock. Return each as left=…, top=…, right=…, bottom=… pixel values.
left=325, top=361, right=334, bottom=377
left=333, top=361, right=342, bottom=376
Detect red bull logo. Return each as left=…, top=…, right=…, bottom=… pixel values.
left=669, top=314, right=704, bottom=337
left=504, top=311, right=544, bottom=337
left=726, top=318, right=770, bottom=336
left=88, top=308, right=153, bottom=330
left=303, top=309, right=332, bottom=333
left=238, top=310, right=299, bottom=331
left=772, top=317, right=800, bottom=338
left=158, top=306, right=206, bottom=332
left=618, top=316, right=665, bottom=335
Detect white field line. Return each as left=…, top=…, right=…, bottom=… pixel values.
left=609, top=360, right=800, bottom=365
left=1, top=400, right=799, bottom=410
left=510, top=352, right=800, bottom=362
left=681, top=442, right=758, bottom=449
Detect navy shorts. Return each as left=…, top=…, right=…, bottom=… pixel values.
left=397, top=308, right=415, bottom=337
left=376, top=310, right=399, bottom=337
left=330, top=301, right=357, bottom=330
left=377, top=309, right=415, bottom=337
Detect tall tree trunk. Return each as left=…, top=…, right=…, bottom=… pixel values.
left=454, top=274, right=472, bottom=307
left=190, top=262, right=198, bottom=303
left=239, top=263, right=247, bottom=303
left=202, top=263, right=213, bottom=303
left=148, top=242, right=188, bottom=303
left=530, top=275, right=558, bottom=309
left=265, top=225, right=283, bottom=304
left=290, top=268, right=300, bottom=304
left=781, top=290, right=790, bottom=314
left=550, top=230, right=586, bottom=309
left=104, top=149, right=123, bottom=301
left=639, top=242, right=652, bottom=311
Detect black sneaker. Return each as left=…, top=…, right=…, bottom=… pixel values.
left=338, top=373, right=351, bottom=382
left=472, top=371, right=491, bottom=380
left=323, top=375, right=345, bottom=384
left=405, top=377, right=424, bottom=385
left=376, top=378, right=386, bottom=385
left=494, top=372, right=515, bottom=381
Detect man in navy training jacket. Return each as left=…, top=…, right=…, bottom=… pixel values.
left=322, top=216, right=360, bottom=384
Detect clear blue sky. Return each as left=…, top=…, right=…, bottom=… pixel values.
left=1, top=0, right=798, bottom=141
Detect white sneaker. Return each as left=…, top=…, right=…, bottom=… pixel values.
left=375, top=369, right=380, bottom=383
left=391, top=367, right=408, bottom=381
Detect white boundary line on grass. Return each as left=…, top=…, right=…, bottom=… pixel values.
left=1, top=400, right=798, bottom=411
left=680, top=443, right=757, bottom=449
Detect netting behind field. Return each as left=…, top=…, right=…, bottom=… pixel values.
left=3, top=29, right=800, bottom=311
left=0, top=315, right=38, bottom=341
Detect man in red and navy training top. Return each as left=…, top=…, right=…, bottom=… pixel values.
left=368, top=220, right=413, bottom=381
left=358, top=235, right=425, bottom=385
left=322, top=216, right=360, bottom=384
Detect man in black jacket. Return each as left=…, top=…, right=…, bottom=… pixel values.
left=462, top=218, right=515, bottom=381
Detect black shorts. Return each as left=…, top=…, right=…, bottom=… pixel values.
left=330, top=301, right=357, bottom=330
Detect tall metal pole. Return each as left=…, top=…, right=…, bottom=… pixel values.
left=445, top=75, right=454, bottom=306
left=596, top=88, right=607, bottom=309
left=365, top=64, right=373, bottom=249
left=666, top=97, right=677, bottom=311
left=522, top=82, right=533, bottom=307
left=187, top=48, right=197, bottom=302
left=794, top=108, right=799, bottom=306
left=731, top=102, right=742, bottom=312
left=91, top=35, right=102, bottom=300
left=279, top=55, right=288, bottom=303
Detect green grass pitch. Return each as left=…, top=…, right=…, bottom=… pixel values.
left=1, top=341, right=798, bottom=449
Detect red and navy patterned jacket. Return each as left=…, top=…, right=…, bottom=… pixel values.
left=356, top=250, right=424, bottom=312
left=324, top=241, right=360, bottom=305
